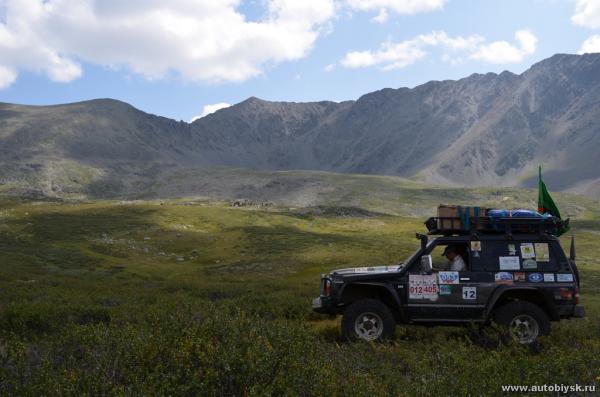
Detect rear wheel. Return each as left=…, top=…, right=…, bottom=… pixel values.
left=341, top=299, right=395, bottom=342
left=492, top=301, right=550, bottom=345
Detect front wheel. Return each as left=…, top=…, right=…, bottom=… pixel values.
left=492, top=301, right=550, bottom=345
left=341, top=299, right=396, bottom=342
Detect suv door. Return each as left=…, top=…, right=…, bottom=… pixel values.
left=404, top=240, right=489, bottom=322
left=453, top=239, right=496, bottom=320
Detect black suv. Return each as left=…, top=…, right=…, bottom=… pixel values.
left=313, top=216, right=585, bottom=344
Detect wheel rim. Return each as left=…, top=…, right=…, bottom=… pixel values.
left=509, top=314, right=539, bottom=344
left=354, top=312, right=383, bottom=341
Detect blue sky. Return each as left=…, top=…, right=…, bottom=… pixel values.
left=1, top=0, right=599, bottom=121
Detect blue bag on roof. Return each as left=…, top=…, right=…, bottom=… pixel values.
left=487, top=209, right=549, bottom=218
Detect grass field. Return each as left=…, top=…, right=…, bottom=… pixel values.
left=1, top=196, right=599, bottom=396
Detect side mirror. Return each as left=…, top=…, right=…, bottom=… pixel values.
left=420, top=255, right=433, bottom=274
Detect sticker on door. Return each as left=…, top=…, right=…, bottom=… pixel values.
left=438, top=271, right=459, bottom=284
left=462, top=286, right=477, bottom=300
left=409, top=274, right=439, bottom=301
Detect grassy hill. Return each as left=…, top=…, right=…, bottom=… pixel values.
left=1, top=191, right=599, bottom=394
left=4, top=166, right=600, bottom=217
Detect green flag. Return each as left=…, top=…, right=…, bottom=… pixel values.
left=537, top=166, right=561, bottom=218
left=538, top=165, right=569, bottom=236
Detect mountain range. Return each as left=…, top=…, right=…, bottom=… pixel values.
left=1, top=53, right=600, bottom=199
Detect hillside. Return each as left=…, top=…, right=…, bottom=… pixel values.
left=2, top=53, right=600, bottom=198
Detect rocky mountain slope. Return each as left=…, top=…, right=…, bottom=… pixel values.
left=2, top=53, right=600, bottom=199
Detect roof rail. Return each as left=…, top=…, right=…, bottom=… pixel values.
left=425, top=216, right=565, bottom=236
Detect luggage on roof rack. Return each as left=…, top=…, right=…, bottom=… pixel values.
left=426, top=205, right=568, bottom=236
left=436, top=205, right=487, bottom=231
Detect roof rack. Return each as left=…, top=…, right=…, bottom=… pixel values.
left=424, top=216, right=566, bottom=237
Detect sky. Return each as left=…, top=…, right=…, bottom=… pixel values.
left=1, top=0, right=600, bottom=121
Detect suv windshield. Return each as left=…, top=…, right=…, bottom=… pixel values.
left=403, top=247, right=424, bottom=267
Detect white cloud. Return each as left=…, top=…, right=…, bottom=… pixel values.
left=339, top=29, right=537, bottom=70
left=347, top=0, right=446, bottom=18
left=572, top=1, right=600, bottom=54
left=372, top=9, right=389, bottom=23
left=190, top=102, right=232, bottom=122
left=0, top=1, right=84, bottom=86
left=471, top=30, right=537, bottom=64
left=579, top=34, right=600, bottom=53
left=0, top=0, right=336, bottom=89
left=341, top=50, right=380, bottom=68
left=572, top=0, right=600, bottom=29
left=324, top=63, right=336, bottom=71
left=0, top=65, right=16, bottom=89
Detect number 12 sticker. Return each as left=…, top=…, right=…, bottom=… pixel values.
left=462, top=287, right=476, bottom=300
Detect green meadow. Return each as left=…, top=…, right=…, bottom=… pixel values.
left=1, top=196, right=599, bottom=396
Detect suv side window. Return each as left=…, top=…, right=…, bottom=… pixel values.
left=470, top=240, right=560, bottom=272
left=411, top=242, right=469, bottom=273
left=470, top=240, right=503, bottom=272
left=550, top=241, right=571, bottom=272
left=515, top=240, right=560, bottom=272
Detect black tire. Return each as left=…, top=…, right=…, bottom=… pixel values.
left=467, top=324, right=501, bottom=349
left=492, top=301, right=550, bottom=345
left=341, top=299, right=396, bottom=342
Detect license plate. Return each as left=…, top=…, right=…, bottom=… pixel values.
left=312, top=298, right=322, bottom=309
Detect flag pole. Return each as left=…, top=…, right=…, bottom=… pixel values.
left=538, top=165, right=542, bottom=214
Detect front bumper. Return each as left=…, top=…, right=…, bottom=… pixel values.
left=312, top=296, right=338, bottom=315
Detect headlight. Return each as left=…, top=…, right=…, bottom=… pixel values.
left=323, top=278, right=332, bottom=296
